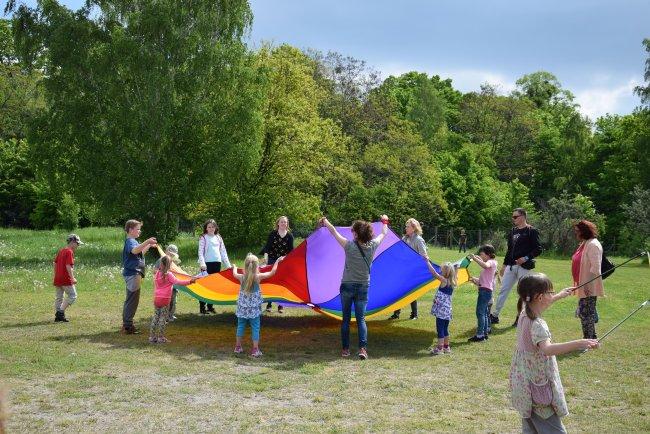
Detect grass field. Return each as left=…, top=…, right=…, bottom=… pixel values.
left=1, top=227, right=648, bottom=433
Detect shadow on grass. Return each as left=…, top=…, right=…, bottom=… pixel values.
left=49, top=311, right=440, bottom=370
left=0, top=319, right=56, bottom=329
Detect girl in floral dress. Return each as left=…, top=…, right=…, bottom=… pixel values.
left=231, top=253, right=284, bottom=357
left=510, top=274, right=599, bottom=433
left=426, top=261, right=458, bottom=355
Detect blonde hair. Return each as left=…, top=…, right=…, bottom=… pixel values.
left=242, top=253, right=260, bottom=293
left=440, top=262, right=458, bottom=287
left=405, top=218, right=423, bottom=235
left=275, top=215, right=291, bottom=232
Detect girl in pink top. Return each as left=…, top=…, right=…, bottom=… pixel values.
left=468, top=244, right=498, bottom=341
left=149, top=256, right=196, bottom=343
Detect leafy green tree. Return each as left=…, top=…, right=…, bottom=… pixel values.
left=0, top=139, right=40, bottom=226
left=618, top=186, right=650, bottom=255
left=536, top=192, right=605, bottom=254
left=457, top=85, right=540, bottom=181
left=380, top=72, right=447, bottom=148
left=635, top=39, right=650, bottom=107
left=11, top=0, right=260, bottom=243
left=514, top=71, right=575, bottom=109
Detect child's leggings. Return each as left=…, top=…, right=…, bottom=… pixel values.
left=436, top=317, right=450, bottom=338
left=236, top=316, right=261, bottom=341
left=150, top=306, right=169, bottom=337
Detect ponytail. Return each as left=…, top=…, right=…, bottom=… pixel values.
left=516, top=273, right=553, bottom=320
left=159, top=255, right=172, bottom=283
left=242, top=253, right=259, bottom=293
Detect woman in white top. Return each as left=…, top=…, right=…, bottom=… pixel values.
left=197, top=219, right=231, bottom=314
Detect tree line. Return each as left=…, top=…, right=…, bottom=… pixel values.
left=0, top=1, right=648, bottom=255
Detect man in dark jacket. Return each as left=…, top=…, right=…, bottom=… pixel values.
left=490, top=208, right=543, bottom=327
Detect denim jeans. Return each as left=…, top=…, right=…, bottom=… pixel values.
left=236, top=316, right=261, bottom=341
left=476, top=288, right=492, bottom=337
left=340, top=282, right=369, bottom=349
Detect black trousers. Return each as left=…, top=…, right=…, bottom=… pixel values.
left=199, top=261, right=221, bottom=311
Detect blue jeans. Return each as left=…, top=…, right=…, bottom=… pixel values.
left=340, top=282, right=369, bottom=349
left=436, top=317, right=450, bottom=338
left=476, top=288, right=492, bottom=337
left=236, top=316, right=261, bottom=341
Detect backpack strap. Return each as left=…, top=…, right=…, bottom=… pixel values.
left=355, top=241, right=371, bottom=272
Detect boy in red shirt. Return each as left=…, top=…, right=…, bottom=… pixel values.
left=53, top=234, right=84, bottom=322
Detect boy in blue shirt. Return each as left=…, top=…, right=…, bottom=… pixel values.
left=121, top=219, right=157, bottom=334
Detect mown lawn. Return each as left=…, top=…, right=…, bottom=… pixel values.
left=0, top=227, right=648, bottom=433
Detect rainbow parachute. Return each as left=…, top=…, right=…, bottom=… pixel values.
left=171, top=223, right=471, bottom=320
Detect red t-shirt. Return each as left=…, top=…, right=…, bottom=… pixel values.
left=571, top=243, right=584, bottom=285
left=53, top=247, right=75, bottom=286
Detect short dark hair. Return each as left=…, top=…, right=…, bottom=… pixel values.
left=478, top=244, right=496, bottom=259
left=514, top=208, right=527, bottom=219
left=574, top=220, right=598, bottom=240
left=351, top=220, right=374, bottom=244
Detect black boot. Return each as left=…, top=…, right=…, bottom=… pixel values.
left=199, top=301, right=207, bottom=314
left=55, top=310, right=69, bottom=322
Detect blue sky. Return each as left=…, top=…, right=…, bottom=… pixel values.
left=9, top=0, right=649, bottom=119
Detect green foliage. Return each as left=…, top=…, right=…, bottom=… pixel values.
left=12, top=0, right=259, bottom=244
left=618, top=186, right=650, bottom=255
left=536, top=192, right=606, bottom=254
left=635, top=39, right=650, bottom=107
left=0, top=139, right=40, bottom=227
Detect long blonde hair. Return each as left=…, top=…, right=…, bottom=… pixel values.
left=440, top=262, right=458, bottom=287
left=242, top=253, right=260, bottom=293
left=275, top=215, right=291, bottom=232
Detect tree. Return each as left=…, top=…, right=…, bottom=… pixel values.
left=11, top=0, right=260, bottom=243
left=619, top=186, right=650, bottom=255
left=514, top=71, right=575, bottom=109
left=380, top=72, right=447, bottom=148
left=635, top=39, right=650, bottom=107
left=536, top=193, right=605, bottom=254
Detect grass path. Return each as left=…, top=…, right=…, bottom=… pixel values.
left=1, top=227, right=648, bottom=432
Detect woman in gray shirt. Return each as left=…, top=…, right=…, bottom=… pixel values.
left=320, top=215, right=389, bottom=360
left=389, top=218, right=428, bottom=320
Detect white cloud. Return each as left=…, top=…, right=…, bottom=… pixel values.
left=574, top=78, right=641, bottom=120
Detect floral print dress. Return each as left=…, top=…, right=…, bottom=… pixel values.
left=510, top=313, right=568, bottom=419
left=235, top=281, right=263, bottom=319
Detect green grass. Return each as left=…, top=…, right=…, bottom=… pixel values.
left=0, top=227, right=649, bottom=432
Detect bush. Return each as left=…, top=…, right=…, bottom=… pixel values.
left=536, top=192, right=605, bottom=254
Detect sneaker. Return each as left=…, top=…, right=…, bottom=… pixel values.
left=341, top=348, right=351, bottom=357
left=200, top=310, right=208, bottom=315
left=358, top=348, right=368, bottom=360
left=251, top=348, right=263, bottom=358
left=489, top=314, right=499, bottom=324
left=265, top=307, right=272, bottom=313
left=120, top=326, right=139, bottom=334
left=429, top=346, right=444, bottom=355
left=388, top=313, right=400, bottom=320
left=409, top=315, right=418, bottom=320
left=468, top=335, right=487, bottom=342
left=277, top=306, right=284, bottom=314
left=168, top=315, right=177, bottom=322
left=157, top=336, right=170, bottom=343
left=233, top=345, right=243, bottom=354
left=443, top=346, right=451, bottom=354
left=207, top=307, right=216, bottom=314
left=148, top=336, right=157, bottom=344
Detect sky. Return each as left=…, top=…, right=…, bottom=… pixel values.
left=8, top=0, right=649, bottom=119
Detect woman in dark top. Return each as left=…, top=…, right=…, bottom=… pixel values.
left=260, top=216, right=294, bottom=313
